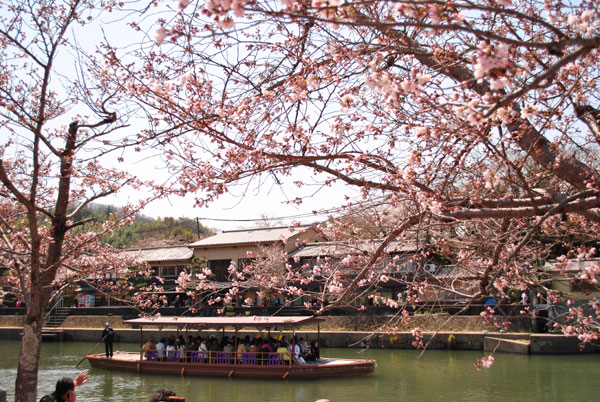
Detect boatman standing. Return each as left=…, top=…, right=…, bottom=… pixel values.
left=100, top=321, right=114, bottom=358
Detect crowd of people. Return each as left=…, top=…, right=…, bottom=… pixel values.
left=142, top=334, right=320, bottom=364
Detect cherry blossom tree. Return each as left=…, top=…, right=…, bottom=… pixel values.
left=0, top=1, right=164, bottom=400
left=105, top=0, right=600, bottom=341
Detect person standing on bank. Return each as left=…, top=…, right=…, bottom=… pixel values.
left=100, top=321, right=115, bottom=358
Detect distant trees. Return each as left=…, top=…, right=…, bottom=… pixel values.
left=71, top=204, right=212, bottom=247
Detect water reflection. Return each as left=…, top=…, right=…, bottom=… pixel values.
left=0, top=341, right=599, bottom=401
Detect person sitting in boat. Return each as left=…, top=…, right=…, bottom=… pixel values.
left=142, top=338, right=156, bottom=358
left=198, top=337, right=208, bottom=353
left=289, top=337, right=306, bottom=364
left=276, top=340, right=291, bottom=363
left=298, top=337, right=309, bottom=357
left=156, top=338, right=166, bottom=361
left=166, top=338, right=176, bottom=352
left=247, top=339, right=258, bottom=353
left=177, top=335, right=186, bottom=352
left=207, top=336, right=221, bottom=352
left=223, top=340, right=235, bottom=353
left=305, top=341, right=320, bottom=361
left=236, top=338, right=247, bottom=362
left=258, top=338, right=273, bottom=365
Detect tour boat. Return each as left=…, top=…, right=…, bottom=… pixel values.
left=86, top=316, right=375, bottom=378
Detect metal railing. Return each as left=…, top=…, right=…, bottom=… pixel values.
left=143, top=349, right=296, bottom=366
left=44, top=289, right=65, bottom=325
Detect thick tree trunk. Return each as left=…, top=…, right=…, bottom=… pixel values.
left=14, top=310, right=44, bottom=402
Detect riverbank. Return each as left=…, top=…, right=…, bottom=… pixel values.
left=1, top=315, right=597, bottom=354
left=0, top=312, right=532, bottom=332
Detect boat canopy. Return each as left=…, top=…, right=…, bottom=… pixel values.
left=123, top=315, right=324, bottom=330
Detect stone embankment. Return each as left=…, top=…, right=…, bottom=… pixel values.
left=1, top=314, right=598, bottom=354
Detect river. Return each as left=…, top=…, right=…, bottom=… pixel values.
left=0, top=341, right=598, bottom=401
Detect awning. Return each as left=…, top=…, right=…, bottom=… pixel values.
left=123, top=315, right=323, bottom=329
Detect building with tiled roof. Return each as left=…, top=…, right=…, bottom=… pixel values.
left=74, top=245, right=195, bottom=307
left=190, top=226, right=319, bottom=282
left=123, top=245, right=193, bottom=264
left=190, top=226, right=316, bottom=251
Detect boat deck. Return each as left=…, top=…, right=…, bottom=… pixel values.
left=98, top=351, right=361, bottom=365
left=87, top=351, right=375, bottom=378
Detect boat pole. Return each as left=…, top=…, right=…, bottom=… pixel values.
left=185, top=326, right=189, bottom=363
left=317, top=322, right=321, bottom=356
left=234, top=327, right=238, bottom=365
left=75, top=340, right=103, bottom=368
left=139, top=325, right=143, bottom=361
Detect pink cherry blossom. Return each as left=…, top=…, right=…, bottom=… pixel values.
left=155, top=26, right=167, bottom=45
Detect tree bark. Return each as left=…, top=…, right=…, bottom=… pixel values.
left=15, top=292, right=46, bottom=402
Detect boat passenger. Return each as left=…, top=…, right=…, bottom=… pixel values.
left=219, top=336, right=229, bottom=350
left=156, top=338, right=166, bottom=361
left=298, top=337, right=309, bottom=357
left=186, top=336, right=197, bottom=358
left=248, top=339, right=258, bottom=353
left=223, top=340, right=235, bottom=353
left=306, top=341, right=320, bottom=361
left=236, top=339, right=246, bottom=362
left=207, top=337, right=221, bottom=352
left=276, top=340, right=291, bottom=363
left=166, top=339, right=176, bottom=352
left=259, top=340, right=273, bottom=353
left=258, top=339, right=273, bottom=365
left=142, top=338, right=156, bottom=353
left=199, top=338, right=208, bottom=353
left=289, top=337, right=305, bottom=364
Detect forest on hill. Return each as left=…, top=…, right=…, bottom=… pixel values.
left=72, top=203, right=213, bottom=248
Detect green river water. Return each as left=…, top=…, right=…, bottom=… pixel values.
left=0, top=340, right=599, bottom=401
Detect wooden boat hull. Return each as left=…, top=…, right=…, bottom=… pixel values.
left=87, top=352, right=375, bottom=379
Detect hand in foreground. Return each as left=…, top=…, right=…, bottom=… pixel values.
left=73, top=371, right=89, bottom=387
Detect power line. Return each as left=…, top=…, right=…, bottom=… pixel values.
left=195, top=211, right=330, bottom=222
left=195, top=197, right=389, bottom=223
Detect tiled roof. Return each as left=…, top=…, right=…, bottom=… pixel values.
left=122, top=246, right=193, bottom=263
left=432, top=265, right=483, bottom=280
left=289, top=240, right=419, bottom=258
left=543, top=258, right=600, bottom=272
left=124, top=315, right=324, bottom=329
left=190, top=226, right=312, bottom=247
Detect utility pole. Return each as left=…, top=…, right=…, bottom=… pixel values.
left=196, top=217, right=201, bottom=239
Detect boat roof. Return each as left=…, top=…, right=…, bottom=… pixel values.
left=123, top=315, right=324, bottom=329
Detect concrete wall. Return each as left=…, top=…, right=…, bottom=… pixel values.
left=530, top=334, right=600, bottom=354
left=1, top=327, right=598, bottom=354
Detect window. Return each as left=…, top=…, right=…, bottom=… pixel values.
left=162, top=266, right=177, bottom=277
left=237, top=258, right=255, bottom=271
left=207, top=259, right=232, bottom=282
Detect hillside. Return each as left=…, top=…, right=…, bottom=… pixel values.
left=71, top=203, right=213, bottom=248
